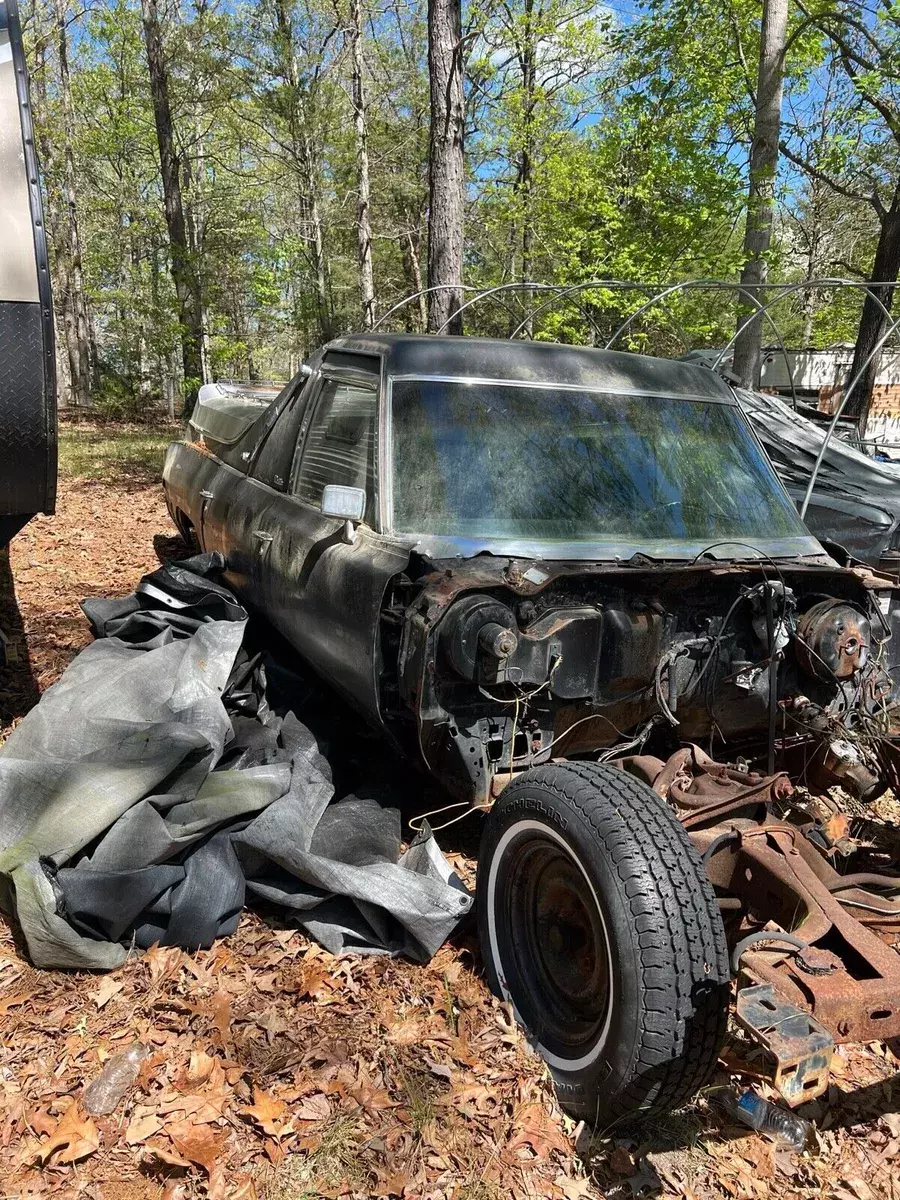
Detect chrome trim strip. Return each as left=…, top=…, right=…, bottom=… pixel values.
left=384, top=371, right=395, bottom=534
left=387, top=373, right=736, bottom=404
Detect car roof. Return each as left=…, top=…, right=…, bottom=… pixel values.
left=325, top=333, right=736, bottom=402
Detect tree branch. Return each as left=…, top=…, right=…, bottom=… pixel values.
left=778, top=138, right=874, bottom=206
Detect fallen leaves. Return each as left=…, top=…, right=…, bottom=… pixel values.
left=92, top=976, right=125, bottom=1009
left=146, top=943, right=185, bottom=986
left=210, top=990, right=233, bottom=1047
left=506, top=1102, right=572, bottom=1160
left=31, top=1102, right=99, bottom=1166
left=3, top=442, right=900, bottom=1200
left=124, top=1110, right=163, bottom=1145
left=0, top=990, right=36, bottom=1016
left=167, top=1118, right=229, bottom=1175
left=242, top=1087, right=288, bottom=1137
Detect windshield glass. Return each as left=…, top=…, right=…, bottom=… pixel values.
left=390, top=379, right=809, bottom=543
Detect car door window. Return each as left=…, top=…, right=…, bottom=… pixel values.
left=251, top=371, right=315, bottom=491
left=294, top=378, right=377, bottom=524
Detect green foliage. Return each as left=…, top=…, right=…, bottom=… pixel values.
left=23, top=0, right=899, bottom=409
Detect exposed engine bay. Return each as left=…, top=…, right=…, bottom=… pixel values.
left=389, top=555, right=899, bottom=807
left=387, top=552, right=900, bottom=1107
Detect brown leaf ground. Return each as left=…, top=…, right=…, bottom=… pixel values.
left=1, top=421, right=899, bottom=1199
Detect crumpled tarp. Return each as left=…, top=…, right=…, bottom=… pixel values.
left=0, top=553, right=472, bottom=969
left=737, top=387, right=900, bottom=563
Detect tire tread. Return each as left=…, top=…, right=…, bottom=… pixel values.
left=484, top=761, right=729, bottom=1122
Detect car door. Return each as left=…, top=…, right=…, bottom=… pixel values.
left=201, top=365, right=320, bottom=611
left=254, top=352, right=410, bottom=725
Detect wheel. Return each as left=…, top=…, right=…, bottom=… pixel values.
left=477, top=761, right=729, bottom=1124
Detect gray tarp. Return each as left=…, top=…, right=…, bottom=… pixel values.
left=737, top=387, right=900, bottom=564
left=0, top=554, right=471, bottom=969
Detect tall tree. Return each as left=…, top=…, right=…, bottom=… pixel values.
left=348, top=0, right=376, bottom=327
left=427, top=0, right=465, bottom=333
left=268, top=0, right=336, bottom=342
left=777, top=3, right=900, bottom=431
left=732, top=0, right=789, bottom=388
left=140, top=0, right=205, bottom=414
left=45, top=0, right=97, bottom=406
left=815, top=6, right=899, bottom=431
left=470, top=0, right=606, bottom=333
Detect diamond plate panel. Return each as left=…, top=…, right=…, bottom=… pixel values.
left=0, top=300, right=50, bottom=520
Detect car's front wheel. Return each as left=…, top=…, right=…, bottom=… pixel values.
left=477, top=761, right=729, bottom=1125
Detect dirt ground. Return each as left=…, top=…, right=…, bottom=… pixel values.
left=1, top=423, right=900, bottom=1199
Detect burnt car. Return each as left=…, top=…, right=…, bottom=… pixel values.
left=164, top=335, right=900, bottom=1124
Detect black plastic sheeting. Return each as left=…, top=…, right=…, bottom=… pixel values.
left=737, top=388, right=900, bottom=565
left=0, top=554, right=472, bottom=969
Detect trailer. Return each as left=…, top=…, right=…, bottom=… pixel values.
left=0, top=0, right=56, bottom=550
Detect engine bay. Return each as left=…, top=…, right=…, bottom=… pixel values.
left=390, top=556, right=900, bottom=806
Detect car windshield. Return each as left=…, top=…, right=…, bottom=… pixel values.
left=390, top=379, right=809, bottom=544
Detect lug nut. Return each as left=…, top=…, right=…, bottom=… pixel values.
left=479, top=623, right=518, bottom=659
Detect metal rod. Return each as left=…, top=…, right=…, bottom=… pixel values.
left=765, top=583, right=778, bottom=777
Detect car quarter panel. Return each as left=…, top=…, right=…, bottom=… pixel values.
left=260, top=506, right=409, bottom=723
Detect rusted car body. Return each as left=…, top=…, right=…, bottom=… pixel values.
left=164, top=334, right=900, bottom=1121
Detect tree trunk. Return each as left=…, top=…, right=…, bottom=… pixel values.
left=302, top=126, right=334, bottom=342
left=427, top=0, right=465, bottom=334
left=732, top=0, right=789, bottom=389
left=517, top=0, right=536, bottom=337
left=845, top=182, right=900, bottom=436
left=273, top=0, right=333, bottom=343
left=53, top=0, right=95, bottom=406
left=140, top=0, right=205, bottom=417
left=349, top=0, right=376, bottom=328
left=401, top=225, right=428, bottom=331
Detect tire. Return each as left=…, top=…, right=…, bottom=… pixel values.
left=477, top=761, right=729, bottom=1125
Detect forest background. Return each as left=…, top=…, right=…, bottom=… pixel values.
left=22, top=0, right=900, bottom=423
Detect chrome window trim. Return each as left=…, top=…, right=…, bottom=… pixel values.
left=383, top=531, right=824, bottom=563
left=387, top=372, right=737, bottom=404
left=384, top=374, right=823, bottom=561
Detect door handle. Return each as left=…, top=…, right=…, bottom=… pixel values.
left=252, top=530, right=274, bottom=543
left=200, top=489, right=214, bottom=499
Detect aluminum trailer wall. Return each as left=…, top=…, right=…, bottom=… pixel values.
left=0, top=0, right=56, bottom=549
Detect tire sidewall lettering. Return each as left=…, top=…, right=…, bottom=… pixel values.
left=502, top=793, right=569, bottom=830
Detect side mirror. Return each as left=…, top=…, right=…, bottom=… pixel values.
left=321, top=485, right=366, bottom=544
left=321, top=484, right=366, bottom=520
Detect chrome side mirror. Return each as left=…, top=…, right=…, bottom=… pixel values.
left=321, top=485, right=366, bottom=543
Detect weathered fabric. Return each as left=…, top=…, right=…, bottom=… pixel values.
left=0, top=553, right=471, bottom=969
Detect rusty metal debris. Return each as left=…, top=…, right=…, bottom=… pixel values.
left=735, top=984, right=833, bottom=1105
left=624, top=743, right=900, bottom=1102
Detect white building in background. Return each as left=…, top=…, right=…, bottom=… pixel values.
left=715, top=346, right=900, bottom=454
